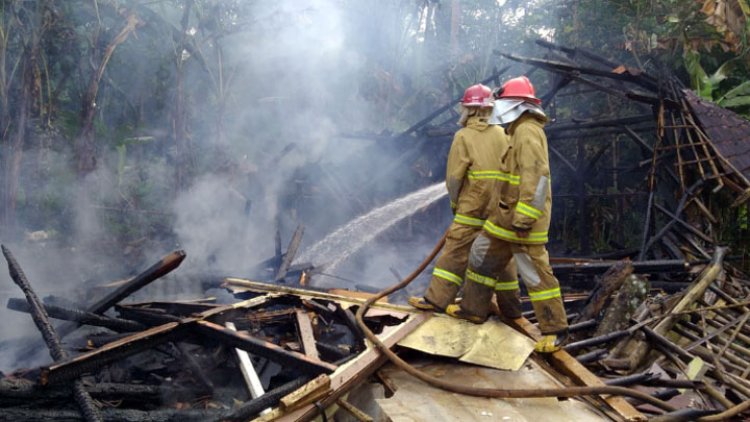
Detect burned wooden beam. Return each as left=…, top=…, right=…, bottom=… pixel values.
left=552, top=259, right=689, bottom=276
left=535, top=39, right=621, bottom=69
left=603, top=372, right=658, bottom=387
left=295, top=310, right=320, bottom=360
left=0, top=378, right=194, bottom=404
left=573, top=260, right=633, bottom=325
left=174, top=342, right=214, bottom=392
left=57, top=249, right=186, bottom=338
left=115, top=304, right=182, bottom=325
left=276, top=313, right=429, bottom=421
left=40, top=322, right=187, bottom=386
left=0, top=407, right=222, bottom=422
left=394, top=65, right=510, bottom=140
left=547, top=114, right=655, bottom=134
left=216, top=376, right=311, bottom=422
left=194, top=320, right=336, bottom=375
left=1, top=245, right=102, bottom=421
left=576, top=349, right=608, bottom=364
left=7, top=298, right=146, bottom=332
left=275, top=224, right=305, bottom=282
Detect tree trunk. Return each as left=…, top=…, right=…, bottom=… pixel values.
left=76, top=9, right=140, bottom=178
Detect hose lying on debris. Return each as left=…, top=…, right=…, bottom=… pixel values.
left=353, top=231, right=679, bottom=413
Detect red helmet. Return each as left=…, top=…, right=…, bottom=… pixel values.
left=495, top=76, right=541, bottom=105
left=461, top=84, right=494, bottom=107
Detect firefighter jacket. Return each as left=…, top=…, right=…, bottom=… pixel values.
left=484, top=112, right=552, bottom=244
left=446, top=116, right=510, bottom=229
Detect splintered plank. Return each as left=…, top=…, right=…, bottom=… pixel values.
left=41, top=322, right=185, bottom=386
left=270, top=312, right=429, bottom=422
left=194, top=320, right=336, bottom=376
left=41, top=296, right=272, bottom=386
left=56, top=250, right=187, bottom=338
left=509, top=317, right=645, bottom=422
left=275, top=224, right=305, bottom=282
left=295, top=310, right=320, bottom=360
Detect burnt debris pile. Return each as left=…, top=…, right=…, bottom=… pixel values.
left=0, top=243, right=424, bottom=422
left=2, top=39, right=750, bottom=421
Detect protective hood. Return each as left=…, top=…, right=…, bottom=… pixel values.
left=489, top=99, right=546, bottom=125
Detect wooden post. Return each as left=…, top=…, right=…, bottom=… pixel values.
left=2, top=245, right=102, bottom=421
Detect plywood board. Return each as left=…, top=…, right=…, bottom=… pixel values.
left=398, top=315, right=534, bottom=371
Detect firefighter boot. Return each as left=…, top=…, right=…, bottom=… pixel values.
left=408, top=296, right=440, bottom=312
left=534, top=330, right=568, bottom=353
left=445, top=304, right=487, bottom=324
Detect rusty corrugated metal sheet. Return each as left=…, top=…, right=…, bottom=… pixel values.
left=684, top=90, right=750, bottom=181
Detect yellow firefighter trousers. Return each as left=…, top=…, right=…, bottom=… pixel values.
left=461, top=233, right=568, bottom=334
left=424, top=223, right=520, bottom=318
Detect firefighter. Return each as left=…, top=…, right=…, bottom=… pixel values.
left=409, top=84, right=520, bottom=321
left=446, top=76, right=568, bottom=353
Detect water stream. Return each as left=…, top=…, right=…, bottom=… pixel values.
left=295, top=182, right=447, bottom=273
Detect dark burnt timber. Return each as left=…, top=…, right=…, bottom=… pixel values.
left=552, top=259, right=689, bottom=276
left=40, top=322, right=187, bottom=386
left=56, top=249, right=186, bottom=338
left=275, top=224, right=305, bottom=282
left=1, top=245, right=102, bottom=422
left=571, top=260, right=633, bottom=328
left=193, top=320, right=336, bottom=375
left=0, top=407, right=222, bottom=422
left=215, top=376, right=311, bottom=422
left=0, top=378, right=194, bottom=405
left=7, top=298, right=147, bottom=332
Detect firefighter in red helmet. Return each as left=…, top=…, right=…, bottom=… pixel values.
left=446, top=76, right=569, bottom=353
left=409, top=84, right=520, bottom=322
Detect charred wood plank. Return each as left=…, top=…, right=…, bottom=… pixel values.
left=295, top=310, right=319, bottom=360
left=576, top=348, right=608, bottom=364
left=115, top=304, right=182, bottom=325
left=275, top=313, right=430, bottom=421
left=279, top=374, right=331, bottom=411
left=0, top=378, right=194, bottom=404
left=552, top=259, right=689, bottom=276
left=41, top=296, right=272, bottom=386
left=84, top=250, right=186, bottom=315
left=40, top=322, right=186, bottom=386
left=57, top=250, right=186, bottom=338
left=194, top=320, right=336, bottom=375
left=1, top=245, right=102, bottom=422
left=396, top=66, right=510, bottom=139
left=654, top=204, right=716, bottom=244
left=0, top=408, right=222, bottom=422
left=7, top=298, right=146, bottom=332
left=174, top=342, right=214, bottom=392
left=641, top=181, right=704, bottom=258
left=535, top=39, right=621, bottom=69
left=498, top=51, right=659, bottom=92
left=216, top=376, right=311, bottom=422
left=595, top=275, right=649, bottom=337
left=572, top=260, right=633, bottom=325
left=604, top=372, right=658, bottom=387
left=275, top=224, right=305, bottom=282
left=547, top=114, right=655, bottom=133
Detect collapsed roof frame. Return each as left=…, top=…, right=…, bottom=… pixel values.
left=494, top=40, right=750, bottom=261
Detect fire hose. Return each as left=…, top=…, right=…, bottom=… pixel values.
left=353, top=231, right=679, bottom=413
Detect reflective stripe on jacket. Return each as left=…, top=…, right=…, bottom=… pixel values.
left=485, top=113, right=552, bottom=244
left=447, top=116, right=510, bottom=226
